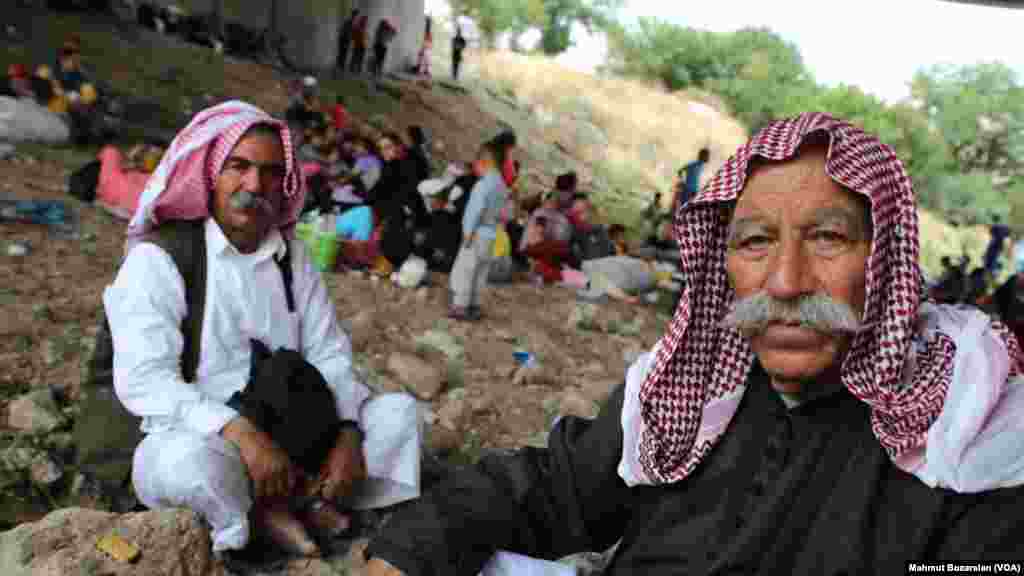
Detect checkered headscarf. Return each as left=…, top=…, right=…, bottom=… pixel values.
left=635, top=112, right=1024, bottom=485
left=127, top=100, right=304, bottom=246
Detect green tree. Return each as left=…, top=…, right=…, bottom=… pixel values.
left=608, top=22, right=814, bottom=131
left=538, top=0, right=623, bottom=55
left=451, top=0, right=546, bottom=48
left=912, top=63, right=1024, bottom=175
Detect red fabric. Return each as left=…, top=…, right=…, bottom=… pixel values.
left=567, top=206, right=593, bottom=234
left=525, top=239, right=570, bottom=283
left=330, top=104, right=349, bottom=131
left=502, top=156, right=516, bottom=187
left=301, top=162, right=322, bottom=178
left=7, top=64, right=27, bottom=79
left=637, top=112, right=1024, bottom=485
left=340, top=224, right=381, bottom=268
left=96, top=146, right=151, bottom=219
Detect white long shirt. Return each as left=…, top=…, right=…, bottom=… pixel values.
left=102, top=218, right=371, bottom=437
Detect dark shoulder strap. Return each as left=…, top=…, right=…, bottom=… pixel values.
left=275, top=237, right=295, bottom=313
left=145, top=220, right=207, bottom=383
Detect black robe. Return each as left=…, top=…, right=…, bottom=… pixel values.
left=366, top=362, right=1024, bottom=575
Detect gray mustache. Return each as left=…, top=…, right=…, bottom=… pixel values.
left=720, top=292, right=861, bottom=336
left=229, top=191, right=273, bottom=213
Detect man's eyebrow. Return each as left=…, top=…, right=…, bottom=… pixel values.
left=224, top=156, right=286, bottom=169
left=727, top=215, right=770, bottom=240
left=809, top=206, right=870, bottom=238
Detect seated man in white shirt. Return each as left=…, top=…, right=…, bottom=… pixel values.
left=103, top=101, right=420, bottom=559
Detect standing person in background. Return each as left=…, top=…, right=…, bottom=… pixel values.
left=449, top=140, right=509, bottom=321
left=490, top=129, right=518, bottom=188
left=349, top=15, right=369, bottom=76
left=415, top=16, right=433, bottom=79
left=674, top=148, right=710, bottom=212
left=370, top=19, right=398, bottom=82
left=553, top=171, right=578, bottom=213
left=336, top=9, right=358, bottom=76
left=984, top=214, right=1012, bottom=276
left=451, top=23, right=467, bottom=81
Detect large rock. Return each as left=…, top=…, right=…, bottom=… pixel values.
left=414, top=329, right=464, bottom=361
left=6, top=390, right=63, bottom=434
left=387, top=352, right=445, bottom=400
left=0, top=508, right=225, bottom=576
left=560, top=389, right=600, bottom=420
left=437, top=388, right=469, bottom=431
left=346, top=310, right=376, bottom=351
left=579, top=379, right=620, bottom=406
left=513, top=362, right=550, bottom=387
left=426, top=425, right=461, bottom=455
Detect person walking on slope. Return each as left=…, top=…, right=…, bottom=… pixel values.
left=674, top=147, right=710, bottom=212
left=451, top=24, right=467, bottom=81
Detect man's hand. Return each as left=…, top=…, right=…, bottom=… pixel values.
left=365, top=558, right=404, bottom=576
left=221, top=417, right=298, bottom=501
left=318, top=427, right=366, bottom=502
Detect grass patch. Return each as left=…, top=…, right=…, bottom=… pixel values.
left=11, top=142, right=98, bottom=171
left=13, top=335, right=33, bottom=354
left=445, top=359, right=465, bottom=390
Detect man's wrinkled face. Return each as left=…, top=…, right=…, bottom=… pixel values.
left=724, top=147, right=871, bottom=392
left=211, top=130, right=286, bottom=254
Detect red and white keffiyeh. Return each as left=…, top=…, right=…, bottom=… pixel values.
left=126, top=100, right=304, bottom=248
left=619, top=112, right=1024, bottom=492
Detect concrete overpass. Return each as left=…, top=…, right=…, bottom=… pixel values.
left=941, top=0, right=1024, bottom=8
left=115, top=0, right=427, bottom=73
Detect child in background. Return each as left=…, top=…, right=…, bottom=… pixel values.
left=448, top=140, right=509, bottom=321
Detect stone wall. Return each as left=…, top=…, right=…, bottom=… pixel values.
left=126, top=0, right=426, bottom=72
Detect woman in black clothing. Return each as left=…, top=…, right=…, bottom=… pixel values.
left=368, top=132, right=428, bottom=268
left=405, top=125, right=432, bottom=184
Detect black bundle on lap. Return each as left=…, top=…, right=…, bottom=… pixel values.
left=228, top=340, right=342, bottom=476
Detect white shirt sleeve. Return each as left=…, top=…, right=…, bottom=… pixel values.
left=102, top=243, right=239, bottom=437
left=292, top=240, right=372, bottom=423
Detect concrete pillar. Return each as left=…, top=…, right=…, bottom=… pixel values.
left=276, top=0, right=342, bottom=70
left=357, top=0, right=425, bottom=74
left=122, top=0, right=425, bottom=74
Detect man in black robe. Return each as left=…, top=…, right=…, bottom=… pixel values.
left=362, top=113, right=1024, bottom=575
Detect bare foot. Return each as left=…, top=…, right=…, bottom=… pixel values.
left=256, top=503, right=321, bottom=557
left=302, top=502, right=351, bottom=539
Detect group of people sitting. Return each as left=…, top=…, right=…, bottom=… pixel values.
left=1, top=34, right=110, bottom=146
left=285, top=91, right=680, bottom=316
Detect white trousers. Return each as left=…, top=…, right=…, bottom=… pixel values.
left=132, top=393, right=421, bottom=552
